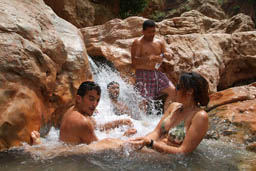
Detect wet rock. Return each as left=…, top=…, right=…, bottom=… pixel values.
left=207, top=98, right=256, bottom=145
left=222, top=129, right=237, bottom=136
left=246, top=143, right=256, bottom=152
left=205, top=130, right=220, bottom=140
left=207, top=85, right=256, bottom=111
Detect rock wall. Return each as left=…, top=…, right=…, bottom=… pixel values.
left=0, top=0, right=92, bottom=150
left=43, top=0, right=119, bottom=28
left=80, top=11, right=256, bottom=92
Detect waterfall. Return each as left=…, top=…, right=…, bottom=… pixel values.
left=88, top=57, right=161, bottom=140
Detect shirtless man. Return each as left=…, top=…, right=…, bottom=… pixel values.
left=131, top=19, right=176, bottom=111
left=107, top=81, right=137, bottom=136
left=59, top=81, right=135, bottom=145
left=107, top=81, right=132, bottom=116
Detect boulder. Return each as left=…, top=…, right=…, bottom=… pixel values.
left=0, top=0, right=91, bottom=150
left=43, top=0, right=119, bottom=28
left=207, top=84, right=256, bottom=145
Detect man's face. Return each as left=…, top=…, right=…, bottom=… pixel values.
left=108, top=83, right=120, bottom=100
left=78, top=89, right=100, bottom=116
left=143, top=27, right=156, bottom=41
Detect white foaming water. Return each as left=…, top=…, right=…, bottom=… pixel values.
left=88, top=57, right=161, bottom=140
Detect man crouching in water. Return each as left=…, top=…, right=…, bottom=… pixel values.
left=59, top=81, right=136, bottom=145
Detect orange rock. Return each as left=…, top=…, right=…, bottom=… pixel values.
left=0, top=0, right=92, bottom=150
left=207, top=85, right=256, bottom=110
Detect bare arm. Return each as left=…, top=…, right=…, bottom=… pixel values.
left=79, top=119, right=99, bottom=144
left=160, top=40, right=173, bottom=61
left=99, top=119, right=133, bottom=131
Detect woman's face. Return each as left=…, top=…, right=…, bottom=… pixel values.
left=175, top=83, right=191, bottom=103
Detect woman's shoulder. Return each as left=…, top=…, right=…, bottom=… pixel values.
left=194, top=109, right=208, bottom=122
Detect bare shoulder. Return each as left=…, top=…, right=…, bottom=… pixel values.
left=132, top=38, right=140, bottom=45
left=194, top=110, right=208, bottom=122
left=65, top=111, right=93, bottom=128
left=154, top=37, right=165, bottom=44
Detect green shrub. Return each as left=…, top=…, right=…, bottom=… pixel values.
left=150, top=11, right=166, bottom=21
left=247, top=0, right=256, bottom=4
left=119, top=0, right=149, bottom=19
left=233, top=5, right=240, bottom=15
left=185, top=5, right=191, bottom=11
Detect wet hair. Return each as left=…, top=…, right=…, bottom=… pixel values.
left=107, top=81, right=119, bottom=89
left=176, top=72, right=209, bottom=106
left=143, top=19, right=156, bottom=30
left=77, top=81, right=101, bottom=97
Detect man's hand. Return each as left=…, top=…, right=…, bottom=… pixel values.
left=120, top=119, right=133, bottom=127
left=31, top=130, right=41, bottom=145
left=163, top=52, right=173, bottom=61
left=123, top=128, right=137, bottom=136
left=150, top=54, right=163, bottom=63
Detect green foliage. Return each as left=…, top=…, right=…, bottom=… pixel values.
left=218, top=0, right=223, bottom=5
left=119, top=0, right=149, bottom=19
left=149, top=11, right=166, bottom=22
left=185, top=5, right=191, bottom=11
left=233, top=5, right=240, bottom=14
left=247, top=0, right=256, bottom=4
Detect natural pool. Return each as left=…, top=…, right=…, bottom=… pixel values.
left=0, top=58, right=255, bottom=171
left=0, top=136, right=255, bottom=171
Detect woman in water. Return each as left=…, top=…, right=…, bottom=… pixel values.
left=130, top=71, right=209, bottom=154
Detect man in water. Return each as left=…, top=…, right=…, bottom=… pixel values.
left=107, top=81, right=137, bottom=136
left=131, top=19, right=176, bottom=112
left=59, top=81, right=135, bottom=145
left=107, top=81, right=132, bottom=116
left=31, top=81, right=136, bottom=145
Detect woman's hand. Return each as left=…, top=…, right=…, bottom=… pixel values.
left=128, top=137, right=151, bottom=150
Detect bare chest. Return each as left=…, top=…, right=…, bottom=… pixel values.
left=139, top=42, right=162, bottom=57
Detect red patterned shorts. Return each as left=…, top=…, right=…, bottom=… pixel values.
left=135, top=69, right=171, bottom=99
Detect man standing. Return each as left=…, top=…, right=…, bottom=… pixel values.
left=59, top=81, right=134, bottom=145
left=131, top=19, right=176, bottom=111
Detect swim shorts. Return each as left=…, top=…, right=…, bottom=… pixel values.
left=135, top=69, right=171, bottom=99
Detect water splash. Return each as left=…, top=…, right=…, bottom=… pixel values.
left=88, top=57, right=161, bottom=140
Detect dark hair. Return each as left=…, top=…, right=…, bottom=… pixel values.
left=177, top=72, right=209, bottom=106
left=107, top=81, right=119, bottom=89
left=77, top=81, right=101, bottom=97
left=143, top=19, right=156, bottom=30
